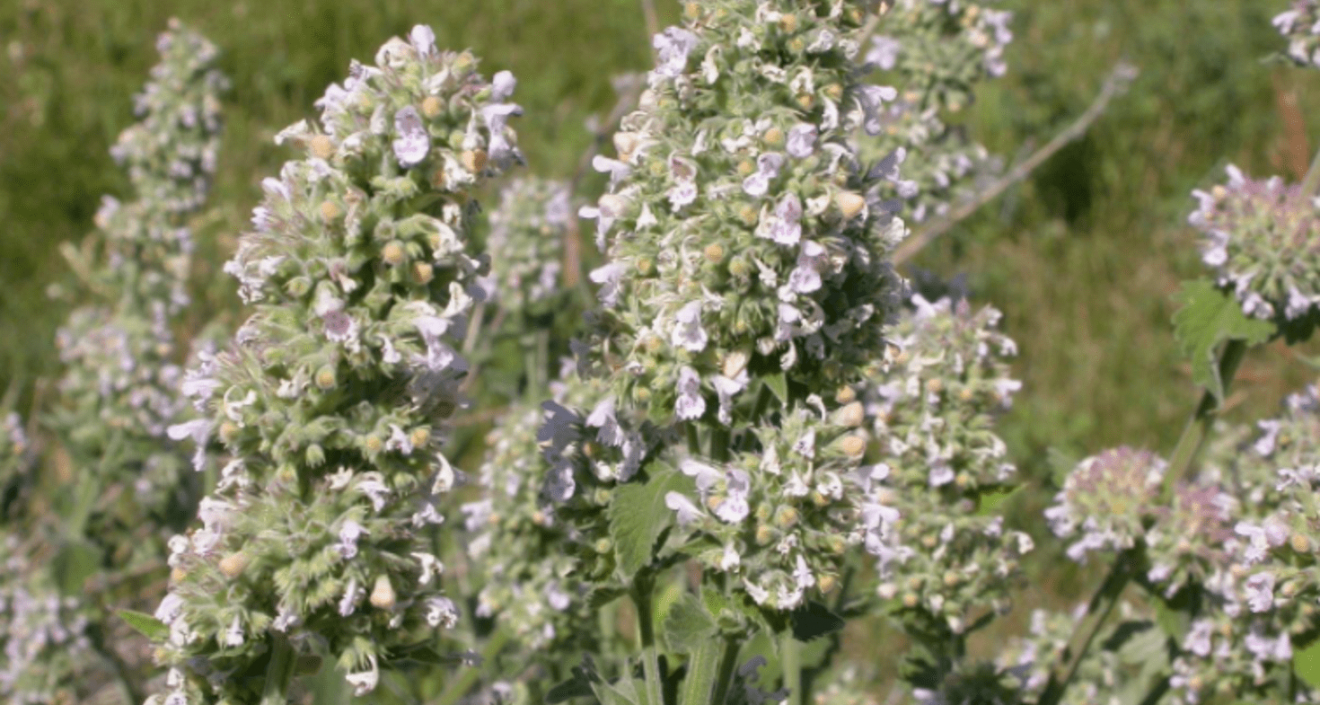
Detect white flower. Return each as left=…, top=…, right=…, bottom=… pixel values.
left=720, top=544, right=741, bottom=571
left=714, top=469, right=750, bottom=524
left=675, top=366, right=706, bottom=420
left=1245, top=571, right=1275, bottom=613
left=491, top=70, right=517, bottom=102
left=653, top=27, right=699, bottom=81
left=666, top=492, right=704, bottom=525
left=425, top=596, right=459, bottom=628
left=155, top=593, right=185, bottom=625
left=336, top=520, right=367, bottom=559
left=409, top=25, right=435, bottom=57
left=742, top=152, right=785, bottom=197
left=223, top=616, right=244, bottom=647
left=786, top=123, right=817, bottom=158
left=590, top=263, right=626, bottom=307
left=756, top=193, right=803, bottom=246
left=392, top=106, right=429, bottom=166
left=339, top=578, right=362, bottom=617
left=346, top=654, right=380, bottom=696
left=586, top=397, right=626, bottom=447
left=671, top=301, right=709, bottom=352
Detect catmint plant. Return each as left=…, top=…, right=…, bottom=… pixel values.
left=484, top=177, right=573, bottom=325
left=862, top=0, right=1012, bottom=223
left=146, top=27, right=521, bottom=704
left=542, top=0, right=916, bottom=701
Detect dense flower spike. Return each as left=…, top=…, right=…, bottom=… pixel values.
left=1189, top=165, right=1320, bottom=322
left=148, top=28, right=520, bottom=703
left=550, top=0, right=912, bottom=614
left=462, top=398, right=587, bottom=653
left=49, top=19, right=226, bottom=526
left=862, top=296, right=1031, bottom=635
left=861, top=0, right=1012, bottom=223
left=1274, top=1, right=1320, bottom=68
left=0, top=536, right=93, bottom=705
left=484, top=177, right=571, bottom=319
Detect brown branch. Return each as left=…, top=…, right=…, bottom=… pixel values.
left=894, top=61, right=1138, bottom=265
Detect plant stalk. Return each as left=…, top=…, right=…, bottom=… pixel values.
left=1161, top=339, right=1247, bottom=501
left=634, top=577, right=666, bottom=705
left=709, top=635, right=742, bottom=705
left=259, top=636, right=297, bottom=705
left=681, top=635, right=739, bottom=705
left=781, top=634, right=802, bottom=705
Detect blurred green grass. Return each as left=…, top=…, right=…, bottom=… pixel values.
left=2, top=0, right=1318, bottom=522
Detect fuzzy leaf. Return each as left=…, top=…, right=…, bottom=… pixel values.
left=663, top=593, right=717, bottom=653
left=1172, top=280, right=1275, bottom=402
left=117, top=609, right=168, bottom=641
left=53, top=540, right=101, bottom=596
left=764, top=373, right=789, bottom=406
left=608, top=466, right=691, bottom=581
left=789, top=601, right=845, bottom=642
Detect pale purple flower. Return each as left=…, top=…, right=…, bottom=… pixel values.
left=490, top=70, right=517, bottom=102
left=671, top=301, right=709, bottom=352
left=590, top=262, right=626, bottom=307
left=1245, top=571, right=1275, bottom=613
left=714, top=469, right=751, bottom=523
left=786, top=123, right=817, bottom=158
left=653, top=27, right=699, bottom=81
left=757, top=193, right=803, bottom=246
left=409, top=25, right=436, bottom=57
left=675, top=366, right=706, bottom=420
left=866, top=36, right=902, bottom=71
left=666, top=492, right=704, bottom=525
left=336, top=520, right=367, bottom=559
left=425, top=597, right=458, bottom=628
left=392, top=106, right=429, bottom=166
left=742, top=152, right=785, bottom=197
left=855, top=84, right=898, bottom=136
left=787, top=240, right=827, bottom=294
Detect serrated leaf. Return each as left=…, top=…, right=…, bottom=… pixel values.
left=663, top=593, right=717, bottom=653
left=789, top=601, right=845, bottom=642
left=1172, top=280, right=1275, bottom=402
left=117, top=609, right=168, bottom=641
left=53, top=540, right=101, bottom=596
left=975, top=485, right=1021, bottom=516
left=608, top=466, right=691, bottom=581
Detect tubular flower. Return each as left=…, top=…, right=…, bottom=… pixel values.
left=1045, top=447, right=1165, bottom=563
left=148, top=28, right=521, bottom=703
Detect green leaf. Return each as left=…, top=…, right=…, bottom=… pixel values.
left=764, top=373, right=788, bottom=407
left=789, top=601, right=845, bottom=642
left=591, top=674, right=645, bottom=705
left=52, top=540, right=102, bottom=596
left=975, top=485, right=1021, bottom=515
left=1172, top=280, right=1275, bottom=402
left=117, top=609, right=168, bottom=641
left=608, top=466, right=692, bottom=581
left=1297, top=633, right=1320, bottom=688
left=663, top=593, right=717, bottom=653
left=547, top=672, right=596, bottom=703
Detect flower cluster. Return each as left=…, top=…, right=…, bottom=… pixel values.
left=148, top=27, right=520, bottom=703
left=0, top=536, right=93, bottom=705
left=553, top=0, right=912, bottom=614
left=1189, top=165, right=1320, bottom=322
left=1044, top=447, right=1166, bottom=563
left=1274, top=1, right=1320, bottom=68
left=1164, top=382, right=1320, bottom=704
left=862, top=0, right=1012, bottom=223
left=863, top=295, right=1031, bottom=635
left=0, top=412, right=33, bottom=496
left=462, top=398, right=586, bottom=653
left=483, top=177, right=571, bottom=320
left=49, top=19, right=226, bottom=529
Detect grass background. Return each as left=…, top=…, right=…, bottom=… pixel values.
left=3, top=0, right=1320, bottom=677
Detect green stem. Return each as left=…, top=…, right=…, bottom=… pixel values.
left=781, top=633, right=802, bottom=705
left=634, top=578, right=666, bottom=705
left=1161, top=339, right=1247, bottom=501
left=710, top=427, right=731, bottom=462
left=259, top=636, right=297, bottom=705
left=708, top=636, right=743, bottom=705
left=1302, top=144, right=1320, bottom=196
left=436, top=626, right=514, bottom=705
left=1041, top=340, right=1247, bottom=705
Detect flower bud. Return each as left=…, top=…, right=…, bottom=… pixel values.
left=837, top=433, right=867, bottom=458
left=763, top=126, right=784, bottom=146
left=833, top=402, right=864, bottom=428
left=836, top=191, right=866, bottom=220
left=370, top=574, right=397, bottom=610
left=315, top=365, right=337, bottom=390
left=320, top=200, right=342, bottom=221
left=779, top=14, right=798, bottom=33
left=704, top=243, right=725, bottom=264
left=382, top=240, right=407, bottom=266
left=614, top=132, right=640, bottom=161
left=310, top=134, right=336, bottom=160
left=421, top=96, right=444, bottom=118
left=461, top=149, right=488, bottom=173
left=773, top=505, right=799, bottom=529
left=1291, top=533, right=1312, bottom=554
left=835, top=386, right=857, bottom=404
left=219, top=552, right=251, bottom=579
left=219, top=421, right=240, bottom=445
left=411, top=261, right=434, bottom=284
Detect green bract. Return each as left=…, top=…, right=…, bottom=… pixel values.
left=147, top=26, right=521, bottom=703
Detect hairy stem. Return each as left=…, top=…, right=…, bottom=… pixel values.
left=709, top=635, right=742, bottom=705
left=781, top=634, right=802, bottom=705
left=634, top=577, right=666, bottom=705
left=259, top=636, right=296, bottom=705
left=681, top=635, right=737, bottom=705
left=436, top=626, right=513, bottom=705
left=1041, top=339, right=1247, bottom=705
